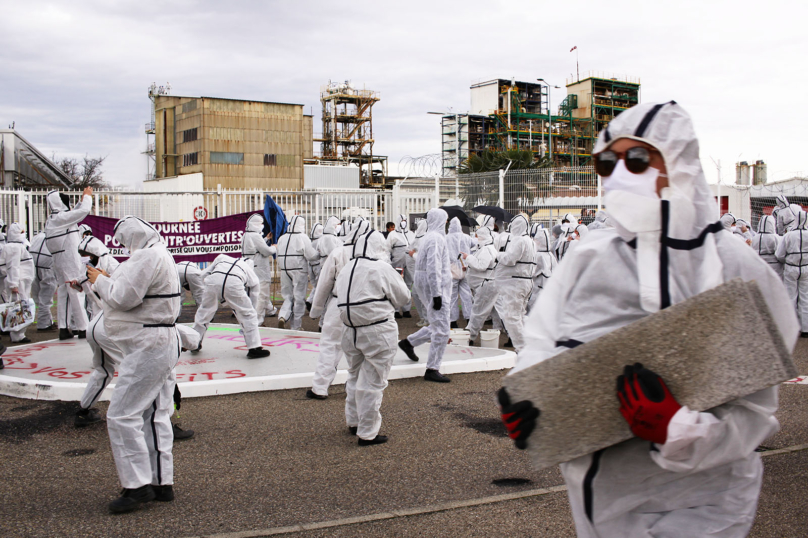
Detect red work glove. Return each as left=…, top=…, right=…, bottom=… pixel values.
left=617, top=363, right=681, bottom=445
left=498, top=387, right=540, bottom=450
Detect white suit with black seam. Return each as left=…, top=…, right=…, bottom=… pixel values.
left=406, top=208, right=451, bottom=371
left=336, top=230, right=410, bottom=440
left=446, top=217, right=473, bottom=322
left=493, top=215, right=535, bottom=351
left=309, top=220, right=371, bottom=396
left=241, top=214, right=277, bottom=317
left=465, top=226, right=504, bottom=341
left=0, top=223, right=35, bottom=341
left=275, top=215, right=319, bottom=329
left=44, top=191, right=92, bottom=332
left=752, top=215, right=782, bottom=280
left=512, top=102, right=799, bottom=538
left=92, top=217, right=183, bottom=490
left=30, top=232, right=57, bottom=329
left=78, top=235, right=120, bottom=322
left=776, top=211, right=808, bottom=332
left=193, top=255, right=262, bottom=349
left=409, top=219, right=429, bottom=320
left=306, top=222, right=324, bottom=298
left=176, top=261, right=205, bottom=307
left=386, top=214, right=416, bottom=315
left=311, top=216, right=342, bottom=328
left=527, top=226, right=558, bottom=313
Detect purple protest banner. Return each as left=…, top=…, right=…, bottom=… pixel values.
left=80, top=211, right=262, bottom=263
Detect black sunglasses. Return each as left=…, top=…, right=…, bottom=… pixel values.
left=594, top=147, right=657, bottom=177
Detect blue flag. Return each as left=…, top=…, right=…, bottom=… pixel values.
left=263, top=195, right=288, bottom=246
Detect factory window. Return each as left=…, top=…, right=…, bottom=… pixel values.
left=182, top=152, right=198, bottom=167
left=182, top=100, right=198, bottom=114
left=263, top=154, right=276, bottom=166
left=182, top=128, right=198, bottom=143
left=210, top=152, right=244, bottom=165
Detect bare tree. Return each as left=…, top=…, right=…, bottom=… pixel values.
left=52, top=154, right=109, bottom=189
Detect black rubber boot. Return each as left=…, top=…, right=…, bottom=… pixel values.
left=402, top=311, right=412, bottom=318
left=450, top=321, right=459, bottom=329
left=152, top=485, right=174, bottom=502
left=173, top=424, right=194, bottom=440
left=358, top=435, right=388, bottom=446
left=424, top=369, right=451, bottom=383
left=398, top=339, right=419, bottom=362
left=75, top=330, right=86, bottom=339
left=394, top=312, right=402, bottom=319
left=108, top=485, right=155, bottom=514
left=74, top=407, right=102, bottom=427
left=247, top=347, right=270, bottom=359
left=348, top=426, right=358, bottom=435
left=305, top=389, right=327, bottom=400
left=59, top=328, right=74, bottom=340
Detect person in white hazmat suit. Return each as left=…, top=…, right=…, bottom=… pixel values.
left=527, top=226, right=557, bottom=313
left=241, top=213, right=278, bottom=320
left=776, top=211, right=808, bottom=335
left=78, top=235, right=121, bottom=322
left=587, top=210, right=611, bottom=231
left=752, top=215, right=783, bottom=279
left=45, top=187, right=93, bottom=340
left=192, top=254, right=271, bottom=358
left=446, top=217, right=474, bottom=328
left=30, top=232, right=57, bottom=332
left=305, top=222, right=323, bottom=303
left=85, top=216, right=185, bottom=513
left=335, top=230, right=410, bottom=445
left=499, top=101, right=799, bottom=538
left=0, top=223, right=35, bottom=343
left=397, top=208, right=452, bottom=383
left=275, top=215, right=319, bottom=330
left=0, top=219, right=6, bottom=303
left=491, top=214, right=535, bottom=351
left=306, top=220, right=371, bottom=399
left=386, top=214, right=416, bottom=319
left=408, top=219, right=430, bottom=326
left=462, top=226, right=504, bottom=344
left=176, top=261, right=206, bottom=307
left=310, top=216, right=343, bottom=330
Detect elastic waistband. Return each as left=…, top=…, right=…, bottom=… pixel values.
left=143, top=323, right=175, bottom=328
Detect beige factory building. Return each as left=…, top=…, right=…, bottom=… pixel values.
left=150, top=95, right=313, bottom=190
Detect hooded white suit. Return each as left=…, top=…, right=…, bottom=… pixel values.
left=176, top=261, right=205, bottom=307
left=336, top=230, right=410, bottom=440
left=386, top=214, right=416, bottom=315
left=241, top=213, right=277, bottom=318
left=776, top=211, right=808, bottom=332
left=587, top=211, right=611, bottom=231
left=93, top=216, right=183, bottom=490
left=276, top=215, right=319, bottom=329
left=752, top=215, right=782, bottom=279
left=30, top=232, right=57, bottom=329
left=307, top=222, right=324, bottom=293
left=446, top=217, right=474, bottom=323
left=0, top=223, right=35, bottom=341
left=311, top=216, right=342, bottom=328
left=409, top=219, right=429, bottom=322
left=527, top=226, right=557, bottom=312
left=45, top=191, right=93, bottom=332
left=466, top=226, right=505, bottom=342
left=512, top=102, right=798, bottom=538
left=493, top=215, right=535, bottom=350
left=78, top=235, right=120, bottom=321
left=406, top=208, right=451, bottom=371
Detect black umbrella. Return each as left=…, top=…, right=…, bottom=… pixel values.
left=440, top=205, right=477, bottom=227
left=472, top=206, right=515, bottom=224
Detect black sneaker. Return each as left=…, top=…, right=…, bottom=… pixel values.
left=305, top=389, right=327, bottom=400
left=75, top=330, right=86, bottom=339
left=450, top=321, right=459, bottom=329
left=37, top=323, right=56, bottom=332
left=398, top=339, right=419, bottom=362
left=424, top=369, right=451, bottom=383
left=59, top=328, right=74, bottom=340
left=394, top=312, right=402, bottom=319
left=173, top=424, right=194, bottom=440
left=348, top=426, right=358, bottom=435
left=14, top=337, right=31, bottom=344
left=152, top=485, right=174, bottom=502
left=108, top=485, right=155, bottom=514
left=503, top=338, right=514, bottom=348
left=75, top=407, right=102, bottom=427
left=247, top=347, right=270, bottom=359
left=402, top=311, right=412, bottom=318
left=358, top=435, right=388, bottom=446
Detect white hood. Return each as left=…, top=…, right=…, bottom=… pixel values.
left=323, top=216, right=340, bottom=236
left=78, top=235, right=110, bottom=257
left=246, top=214, right=264, bottom=233
left=113, top=216, right=161, bottom=252
left=425, top=208, right=448, bottom=236
left=351, top=229, right=385, bottom=260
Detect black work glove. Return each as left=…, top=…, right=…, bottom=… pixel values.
left=432, top=296, right=442, bottom=310
left=173, top=385, right=182, bottom=411
left=498, top=387, right=540, bottom=450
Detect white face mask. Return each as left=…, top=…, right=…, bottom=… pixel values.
left=602, top=159, right=660, bottom=199
left=80, top=256, right=91, bottom=265
left=730, top=225, right=737, bottom=232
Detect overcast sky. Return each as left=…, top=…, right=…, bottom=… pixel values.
left=1, top=0, right=805, bottom=188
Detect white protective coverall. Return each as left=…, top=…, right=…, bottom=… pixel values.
left=307, top=222, right=323, bottom=297
left=241, top=214, right=277, bottom=317
left=93, top=217, right=183, bottom=490
left=751, top=215, right=783, bottom=279
left=335, top=230, right=410, bottom=440
left=45, top=191, right=92, bottom=332
left=0, top=223, right=35, bottom=341
left=386, top=214, right=416, bottom=316
left=276, top=216, right=319, bottom=330
left=492, top=215, right=535, bottom=351
left=311, top=216, right=342, bottom=328
left=0, top=219, right=6, bottom=302
left=446, top=217, right=473, bottom=322
left=176, top=261, right=205, bottom=307
left=406, top=209, right=452, bottom=371
left=554, top=218, right=576, bottom=262
left=776, top=211, right=808, bottom=332
left=465, top=226, right=504, bottom=341
left=309, top=220, right=371, bottom=396
left=527, top=226, right=557, bottom=312
left=587, top=211, right=611, bottom=231
left=193, top=255, right=262, bottom=349
left=409, top=219, right=429, bottom=322
left=78, top=235, right=121, bottom=321
left=30, top=232, right=57, bottom=329
left=512, top=102, right=799, bottom=538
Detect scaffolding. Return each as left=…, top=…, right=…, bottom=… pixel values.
left=314, top=81, right=387, bottom=187
left=144, top=82, right=171, bottom=182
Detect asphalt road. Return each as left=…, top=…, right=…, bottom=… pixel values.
left=0, top=297, right=806, bottom=537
